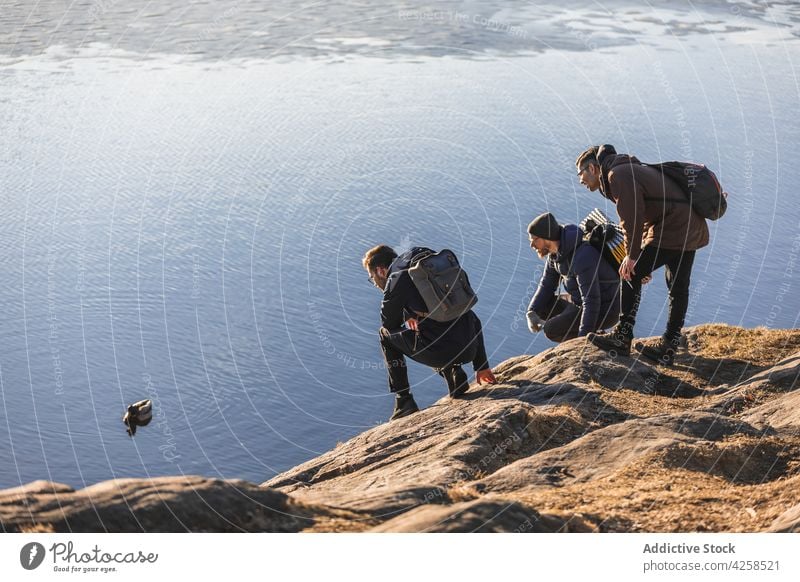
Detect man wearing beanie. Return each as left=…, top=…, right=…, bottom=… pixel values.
left=575, top=144, right=709, bottom=365
left=526, top=212, right=620, bottom=343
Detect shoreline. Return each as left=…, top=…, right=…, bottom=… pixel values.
left=2, top=323, right=799, bottom=533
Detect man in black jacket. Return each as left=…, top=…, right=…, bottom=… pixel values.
left=363, top=244, right=496, bottom=421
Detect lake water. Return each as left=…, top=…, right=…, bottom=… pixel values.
left=0, top=0, right=798, bottom=489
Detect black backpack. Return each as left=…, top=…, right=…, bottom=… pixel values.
left=407, top=249, right=477, bottom=322
left=579, top=209, right=626, bottom=273
left=645, top=161, right=728, bottom=220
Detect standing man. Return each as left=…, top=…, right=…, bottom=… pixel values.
left=575, top=144, right=709, bottom=365
left=363, top=245, right=496, bottom=421
left=526, top=212, right=620, bottom=342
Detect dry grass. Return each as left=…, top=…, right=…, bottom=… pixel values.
left=516, top=439, right=800, bottom=532
left=306, top=325, right=800, bottom=532
left=596, top=386, right=704, bottom=418
left=622, top=324, right=800, bottom=395
left=688, top=324, right=800, bottom=366
left=480, top=326, right=800, bottom=532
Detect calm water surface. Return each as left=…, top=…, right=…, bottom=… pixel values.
left=0, top=1, right=798, bottom=488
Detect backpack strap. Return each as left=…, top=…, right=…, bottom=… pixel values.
left=409, top=248, right=434, bottom=266
left=407, top=249, right=434, bottom=322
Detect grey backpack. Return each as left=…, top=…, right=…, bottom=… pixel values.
left=408, top=249, right=478, bottom=322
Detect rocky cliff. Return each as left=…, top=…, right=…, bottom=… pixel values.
left=2, top=324, right=799, bottom=533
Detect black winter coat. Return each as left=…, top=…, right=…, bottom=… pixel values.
left=529, top=225, right=620, bottom=336
left=381, top=247, right=489, bottom=371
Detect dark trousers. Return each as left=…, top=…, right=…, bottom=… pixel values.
left=535, top=296, right=619, bottom=343
left=379, top=319, right=479, bottom=394
left=620, top=245, right=696, bottom=340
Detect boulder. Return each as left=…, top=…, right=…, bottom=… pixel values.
left=0, top=476, right=326, bottom=532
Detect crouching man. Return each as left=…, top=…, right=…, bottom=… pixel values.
left=526, top=212, right=620, bottom=342
left=363, top=244, right=497, bottom=421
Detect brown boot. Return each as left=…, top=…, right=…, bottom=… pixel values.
left=440, top=365, right=469, bottom=398
left=390, top=392, right=419, bottom=421
left=635, top=334, right=680, bottom=367
left=587, top=323, right=633, bottom=356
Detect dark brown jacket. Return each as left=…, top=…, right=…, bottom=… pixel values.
left=600, top=154, right=709, bottom=261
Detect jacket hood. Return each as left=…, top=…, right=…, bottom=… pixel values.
left=599, top=154, right=641, bottom=200
left=556, top=224, right=582, bottom=259
left=388, top=246, right=430, bottom=274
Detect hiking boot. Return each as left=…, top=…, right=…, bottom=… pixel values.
left=390, top=392, right=419, bottom=421
left=441, top=365, right=470, bottom=398
left=587, top=324, right=633, bottom=357
left=635, top=335, right=680, bottom=367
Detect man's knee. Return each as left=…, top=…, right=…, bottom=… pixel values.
left=668, top=276, right=692, bottom=299
left=380, top=327, right=416, bottom=359
left=543, top=320, right=566, bottom=343
left=632, top=269, right=653, bottom=284
left=533, top=307, right=550, bottom=321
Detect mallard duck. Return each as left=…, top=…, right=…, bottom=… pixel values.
left=122, top=399, right=153, bottom=437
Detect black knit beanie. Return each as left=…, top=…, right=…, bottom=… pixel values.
left=527, top=212, right=562, bottom=241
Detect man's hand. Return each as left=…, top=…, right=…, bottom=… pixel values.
left=405, top=317, right=419, bottom=332
left=619, top=255, right=637, bottom=281
left=476, top=368, right=497, bottom=385
left=526, top=310, right=544, bottom=333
